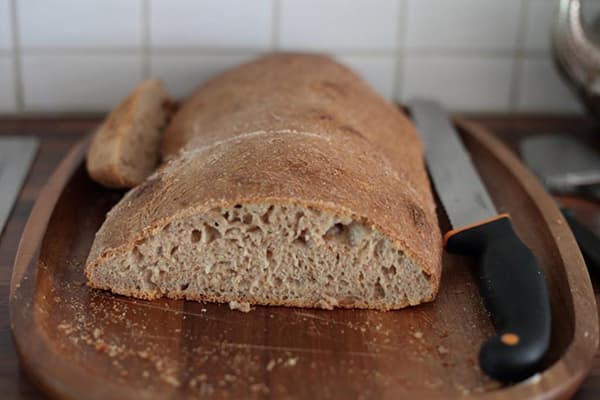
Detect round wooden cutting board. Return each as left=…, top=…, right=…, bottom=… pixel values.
left=9, top=119, right=598, bottom=399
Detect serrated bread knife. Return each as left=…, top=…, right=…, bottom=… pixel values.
left=409, top=99, right=551, bottom=383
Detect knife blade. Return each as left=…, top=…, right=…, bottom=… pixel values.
left=409, top=99, right=551, bottom=383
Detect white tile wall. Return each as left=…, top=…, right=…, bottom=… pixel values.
left=150, top=0, right=273, bottom=49
left=279, top=0, right=400, bottom=51
left=405, top=0, right=522, bottom=51
left=22, top=54, right=143, bottom=112
left=334, top=55, right=397, bottom=99
left=150, top=52, right=257, bottom=98
left=18, top=0, right=143, bottom=48
left=0, top=0, right=12, bottom=50
left=402, top=56, right=513, bottom=112
left=0, top=0, right=588, bottom=114
left=524, top=0, right=556, bottom=52
left=516, top=57, right=583, bottom=113
left=0, top=56, right=17, bottom=112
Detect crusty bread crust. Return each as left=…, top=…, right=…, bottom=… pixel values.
left=86, top=78, right=170, bottom=188
left=86, top=53, right=442, bottom=309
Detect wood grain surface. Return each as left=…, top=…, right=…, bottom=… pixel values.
left=1, top=115, right=600, bottom=399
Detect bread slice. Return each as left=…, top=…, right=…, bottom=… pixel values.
left=85, top=54, right=442, bottom=310
left=86, top=78, right=171, bottom=189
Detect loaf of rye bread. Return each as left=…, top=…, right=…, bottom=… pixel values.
left=85, top=53, right=442, bottom=310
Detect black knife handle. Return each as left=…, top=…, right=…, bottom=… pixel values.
left=561, top=208, right=600, bottom=276
left=445, top=215, right=551, bottom=382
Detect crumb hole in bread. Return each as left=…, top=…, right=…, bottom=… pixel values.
left=266, top=248, right=273, bottom=261
left=374, top=240, right=384, bottom=257
left=261, top=205, right=274, bottom=224
left=324, top=223, right=345, bottom=238
left=293, top=229, right=308, bottom=246
left=133, top=246, right=143, bottom=262
left=191, top=229, right=202, bottom=243
left=242, top=214, right=253, bottom=224
left=223, top=211, right=230, bottom=220
left=234, top=204, right=242, bottom=209
left=247, top=225, right=261, bottom=233
left=383, top=265, right=398, bottom=276
left=358, top=271, right=366, bottom=281
left=374, top=279, right=385, bottom=299
left=229, top=212, right=241, bottom=223
left=180, top=283, right=189, bottom=290
left=382, top=265, right=397, bottom=278
left=224, top=227, right=240, bottom=236
left=205, top=225, right=221, bottom=243
left=170, top=246, right=179, bottom=256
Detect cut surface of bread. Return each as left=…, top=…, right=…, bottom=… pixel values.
left=88, top=204, right=432, bottom=310
left=86, top=78, right=170, bottom=189
left=86, top=53, right=442, bottom=310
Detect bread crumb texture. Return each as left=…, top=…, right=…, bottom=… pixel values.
left=87, top=204, right=436, bottom=310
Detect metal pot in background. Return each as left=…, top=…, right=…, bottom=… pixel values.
left=551, top=0, right=600, bottom=199
left=554, top=0, right=600, bottom=117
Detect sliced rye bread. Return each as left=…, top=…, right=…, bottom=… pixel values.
left=85, top=53, right=442, bottom=310
left=86, top=78, right=171, bottom=189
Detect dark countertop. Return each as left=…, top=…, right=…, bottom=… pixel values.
left=0, top=115, right=599, bottom=399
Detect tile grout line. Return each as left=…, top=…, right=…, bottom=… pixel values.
left=9, top=0, right=24, bottom=113
left=271, top=0, right=281, bottom=50
left=141, top=0, right=151, bottom=78
left=10, top=47, right=554, bottom=59
left=508, top=0, right=530, bottom=112
left=18, top=47, right=269, bottom=55
left=392, top=0, right=407, bottom=102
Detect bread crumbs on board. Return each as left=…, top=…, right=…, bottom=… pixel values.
left=251, top=383, right=270, bottom=394
left=162, top=374, right=180, bottom=387
left=229, top=301, right=253, bottom=312
left=45, top=259, right=497, bottom=397
left=285, top=357, right=298, bottom=367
